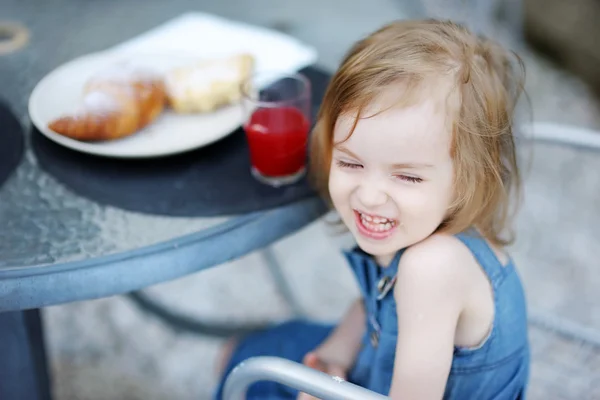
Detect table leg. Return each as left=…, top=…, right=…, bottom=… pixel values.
left=261, top=246, right=308, bottom=319
left=127, top=245, right=307, bottom=337
left=0, top=309, right=52, bottom=400
left=128, top=290, right=270, bottom=337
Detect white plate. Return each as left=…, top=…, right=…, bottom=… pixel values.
left=29, top=51, right=247, bottom=158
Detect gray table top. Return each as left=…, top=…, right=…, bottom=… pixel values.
left=0, top=0, right=327, bottom=311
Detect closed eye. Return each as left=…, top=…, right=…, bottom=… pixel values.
left=396, top=175, right=422, bottom=183
left=336, top=160, right=363, bottom=169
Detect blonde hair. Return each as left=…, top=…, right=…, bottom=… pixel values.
left=310, top=20, right=525, bottom=246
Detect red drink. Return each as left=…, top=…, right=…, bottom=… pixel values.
left=244, top=107, right=309, bottom=178
left=241, top=72, right=311, bottom=186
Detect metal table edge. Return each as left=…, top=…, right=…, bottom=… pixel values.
left=0, top=196, right=328, bottom=312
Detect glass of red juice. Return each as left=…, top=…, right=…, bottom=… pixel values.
left=241, top=72, right=311, bottom=187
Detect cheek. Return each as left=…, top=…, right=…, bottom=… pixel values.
left=328, top=168, right=353, bottom=207
left=433, top=176, right=456, bottom=219
left=396, top=177, right=454, bottom=217
left=420, top=161, right=455, bottom=210
left=393, top=188, right=433, bottom=216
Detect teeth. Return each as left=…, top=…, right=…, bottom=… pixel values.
left=359, top=212, right=397, bottom=232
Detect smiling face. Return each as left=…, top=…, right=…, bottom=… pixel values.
left=328, top=84, right=456, bottom=265
left=312, top=20, right=523, bottom=256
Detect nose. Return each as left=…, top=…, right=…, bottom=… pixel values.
left=356, top=179, right=388, bottom=209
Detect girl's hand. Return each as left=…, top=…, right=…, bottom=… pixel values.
left=296, top=351, right=347, bottom=400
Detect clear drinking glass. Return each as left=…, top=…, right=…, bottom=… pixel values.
left=241, top=72, right=311, bottom=187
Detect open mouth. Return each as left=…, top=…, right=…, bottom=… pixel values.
left=354, top=210, right=399, bottom=240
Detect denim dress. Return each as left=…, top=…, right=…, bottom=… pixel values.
left=214, top=232, right=530, bottom=399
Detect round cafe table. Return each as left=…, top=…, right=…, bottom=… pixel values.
left=0, top=3, right=331, bottom=399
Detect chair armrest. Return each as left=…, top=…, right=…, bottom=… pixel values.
left=222, top=356, right=389, bottom=400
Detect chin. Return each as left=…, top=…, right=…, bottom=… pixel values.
left=352, top=232, right=402, bottom=256
left=356, top=238, right=397, bottom=253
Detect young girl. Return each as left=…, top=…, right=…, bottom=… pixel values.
left=215, top=19, right=529, bottom=400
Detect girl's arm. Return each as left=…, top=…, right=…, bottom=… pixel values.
left=388, top=235, right=469, bottom=400
left=311, top=297, right=366, bottom=371
left=297, top=299, right=366, bottom=400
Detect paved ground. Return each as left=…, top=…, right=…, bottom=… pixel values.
left=35, top=0, right=600, bottom=399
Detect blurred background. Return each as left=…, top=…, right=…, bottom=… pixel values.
left=2, top=0, right=600, bottom=399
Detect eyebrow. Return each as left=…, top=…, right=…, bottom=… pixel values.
left=334, top=145, right=361, bottom=160
left=334, top=145, right=434, bottom=169
left=390, top=162, right=434, bottom=169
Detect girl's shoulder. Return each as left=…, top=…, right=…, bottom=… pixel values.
left=400, top=233, right=478, bottom=276
left=395, top=233, right=485, bottom=300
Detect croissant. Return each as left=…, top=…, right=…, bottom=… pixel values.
left=48, top=65, right=166, bottom=141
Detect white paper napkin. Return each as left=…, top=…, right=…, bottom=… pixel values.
left=108, top=12, right=318, bottom=75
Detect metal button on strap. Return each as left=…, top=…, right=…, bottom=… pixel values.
left=377, top=276, right=390, bottom=294
left=370, top=331, right=380, bottom=348
left=376, top=275, right=397, bottom=300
